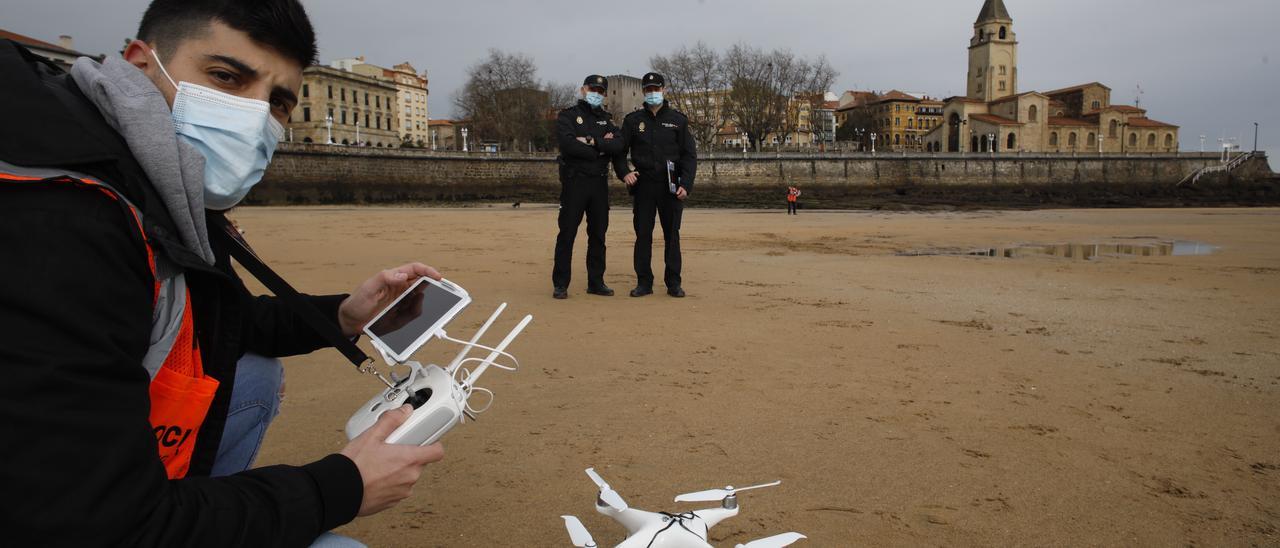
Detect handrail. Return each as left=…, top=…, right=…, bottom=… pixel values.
left=1178, top=151, right=1257, bottom=186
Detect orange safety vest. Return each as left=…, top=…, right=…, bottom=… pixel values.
left=787, top=187, right=800, bottom=202
left=0, top=169, right=219, bottom=479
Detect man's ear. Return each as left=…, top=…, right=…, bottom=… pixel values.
left=122, top=40, right=153, bottom=72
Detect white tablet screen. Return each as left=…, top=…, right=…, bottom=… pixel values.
left=367, top=281, right=464, bottom=356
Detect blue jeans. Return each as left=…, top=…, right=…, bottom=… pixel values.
left=212, top=353, right=284, bottom=477
left=213, top=354, right=366, bottom=548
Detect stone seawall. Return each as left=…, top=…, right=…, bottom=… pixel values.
left=250, top=144, right=1276, bottom=208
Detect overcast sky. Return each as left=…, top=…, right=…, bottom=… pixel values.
left=5, top=0, right=1277, bottom=155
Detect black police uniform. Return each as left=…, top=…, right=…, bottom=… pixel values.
left=552, top=77, right=623, bottom=295
left=612, top=74, right=697, bottom=295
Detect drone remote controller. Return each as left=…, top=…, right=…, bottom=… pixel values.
left=346, top=301, right=532, bottom=446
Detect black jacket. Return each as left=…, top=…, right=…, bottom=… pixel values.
left=612, top=101, right=698, bottom=191
left=0, top=40, right=361, bottom=547
left=556, top=100, right=623, bottom=178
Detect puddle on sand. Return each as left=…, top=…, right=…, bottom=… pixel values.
left=901, top=239, right=1219, bottom=260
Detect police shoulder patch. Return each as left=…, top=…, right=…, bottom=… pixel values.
left=576, top=116, right=583, bottom=125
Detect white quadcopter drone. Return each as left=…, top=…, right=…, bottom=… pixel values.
left=561, top=468, right=806, bottom=548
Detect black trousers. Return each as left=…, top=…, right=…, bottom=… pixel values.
left=552, top=174, right=609, bottom=288
left=632, top=179, right=683, bottom=289
left=787, top=201, right=798, bottom=214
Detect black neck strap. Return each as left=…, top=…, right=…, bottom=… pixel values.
left=209, top=214, right=372, bottom=370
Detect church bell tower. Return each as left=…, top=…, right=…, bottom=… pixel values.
left=967, top=0, right=1018, bottom=102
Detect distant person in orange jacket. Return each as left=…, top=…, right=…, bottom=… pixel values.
left=787, top=185, right=801, bottom=215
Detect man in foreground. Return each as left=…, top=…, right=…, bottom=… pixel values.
left=0, top=1, right=443, bottom=545
left=552, top=74, right=624, bottom=299
left=614, top=72, right=698, bottom=298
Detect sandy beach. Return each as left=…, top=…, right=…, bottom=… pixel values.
left=241, top=205, right=1280, bottom=546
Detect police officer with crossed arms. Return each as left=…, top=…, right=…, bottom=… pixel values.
left=613, top=72, right=697, bottom=298
left=552, top=75, right=624, bottom=299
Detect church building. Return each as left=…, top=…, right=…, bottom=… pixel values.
left=925, top=0, right=1179, bottom=154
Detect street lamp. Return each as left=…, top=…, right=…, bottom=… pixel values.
left=325, top=113, right=333, bottom=144
left=355, top=119, right=361, bottom=147
left=870, top=132, right=877, bottom=154
left=1098, top=134, right=1105, bottom=155
left=287, top=127, right=293, bottom=143
left=1255, top=122, right=1260, bottom=153
left=987, top=133, right=995, bottom=155
left=431, top=129, right=437, bottom=151
left=742, top=132, right=748, bottom=154
left=461, top=127, right=469, bottom=152
left=1199, top=135, right=1206, bottom=153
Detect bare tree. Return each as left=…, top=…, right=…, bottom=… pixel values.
left=651, top=42, right=731, bottom=151
left=722, top=44, right=787, bottom=152
left=453, top=49, right=564, bottom=151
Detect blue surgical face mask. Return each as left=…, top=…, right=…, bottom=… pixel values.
left=644, top=91, right=664, bottom=106
left=152, top=49, right=284, bottom=211
left=584, top=91, right=605, bottom=108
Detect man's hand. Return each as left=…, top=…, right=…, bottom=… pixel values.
left=623, top=171, right=639, bottom=186
left=675, top=187, right=688, bottom=200
left=341, top=405, right=445, bottom=517
left=338, top=263, right=441, bottom=337
left=575, top=136, right=589, bottom=144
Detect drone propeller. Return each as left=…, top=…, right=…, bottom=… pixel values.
left=561, top=515, right=597, bottom=548
left=735, top=532, right=807, bottom=548
left=585, top=468, right=628, bottom=511
left=674, top=480, right=782, bottom=503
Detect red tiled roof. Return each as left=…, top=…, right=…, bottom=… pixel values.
left=872, top=90, right=921, bottom=103
left=969, top=113, right=1022, bottom=126
left=1125, top=117, right=1178, bottom=128
left=0, top=29, right=80, bottom=55
left=983, top=90, right=1044, bottom=104
left=1044, top=82, right=1111, bottom=96
left=1047, top=117, right=1095, bottom=127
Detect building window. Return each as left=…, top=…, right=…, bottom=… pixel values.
left=1165, top=134, right=1174, bottom=148
left=999, top=81, right=1006, bottom=91
left=341, top=111, right=347, bottom=124
left=366, top=115, right=371, bottom=128
left=1007, top=133, right=1016, bottom=150
left=303, top=107, right=311, bottom=122
left=365, top=92, right=370, bottom=106
left=327, top=85, right=333, bottom=99
left=1050, top=132, right=1059, bottom=146
left=1092, top=100, right=1101, bottom=110
left=387, top=117, right=392, bottom=129
left=1148, top=133, right=1156, bottom=147
left=1088, top=132, right=1096, bottom=146
left=1069, top=133, right=1078, bottom=148
left=1110, top=120, right=1119, bottom=137
left=375, top=117, right=380, bottom=129
left=999, top=26, right=1007, bottom=39
left=341, top=88, right=346, bottom=102
left=999, top=65, right=1006, bottom=76
left=1130, top=133, right=1138, bottom=147
left=1028, top=105, right=1038, bottom=122
left=302, top=84, right=309, bottom=98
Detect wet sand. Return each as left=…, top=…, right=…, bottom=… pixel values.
left=242, top=206, right=1280, bottom=546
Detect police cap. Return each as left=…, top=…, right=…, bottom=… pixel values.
left=583, top=75, right=608, bottom=91
left=641, top=72, right=665, bottom=88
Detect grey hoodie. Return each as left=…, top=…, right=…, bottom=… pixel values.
left=70, top=55, right=215, bottom=265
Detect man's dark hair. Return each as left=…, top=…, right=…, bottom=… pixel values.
left=137, top=0, right=318, bottom=67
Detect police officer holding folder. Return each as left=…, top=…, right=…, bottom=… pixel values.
left=613, top=72, right=697, bottom=298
